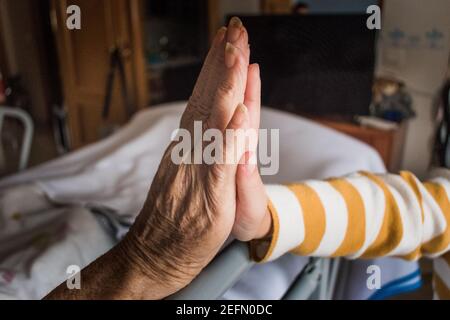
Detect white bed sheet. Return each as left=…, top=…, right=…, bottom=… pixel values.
left=0, top=102, right=419, bottom=299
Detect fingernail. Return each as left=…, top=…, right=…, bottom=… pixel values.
left=230, top=16, right=243, bottom=28
left=225, top=42, right=237, bottom=68
left=227, top=17, right=242, bottom=42
left=215, top=26, right=227, bottom=43
left=238, top=103, right=248, bottom=116
left=232, top=103, right=248, bottom=126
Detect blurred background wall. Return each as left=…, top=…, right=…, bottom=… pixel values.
left=377, top=0, right=450, bottom=177
left=0, top=0, right=54, bottom=125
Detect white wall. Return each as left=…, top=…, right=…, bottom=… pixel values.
left=376, top=0, right=450, bottom=177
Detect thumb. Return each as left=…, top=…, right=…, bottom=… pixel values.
left=233, top=152, right=271, bottom=241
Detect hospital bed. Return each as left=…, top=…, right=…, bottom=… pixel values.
left=0, top=106, right=34, bottom=171
left=0, top=102, right=420, bottom=300
left=170, top=241, right=342, bottom=300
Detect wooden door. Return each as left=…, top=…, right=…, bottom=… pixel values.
left=51, top=0, right=147, bottom=148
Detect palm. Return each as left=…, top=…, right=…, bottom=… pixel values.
left=128, top=19, right=254, bottom=291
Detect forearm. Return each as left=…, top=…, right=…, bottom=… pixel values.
left=251, top=170, right=450, bottom=262
left=44, top=237, right=183, bottom=300
left=45, top=192, right=216, bottom=300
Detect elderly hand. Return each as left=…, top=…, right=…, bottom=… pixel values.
left=118, top=17, right=258, bottom=297
left=46, top=17, right=266, bottom=300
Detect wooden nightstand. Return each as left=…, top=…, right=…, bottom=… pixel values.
left=312, top=118, right=407, bottom=172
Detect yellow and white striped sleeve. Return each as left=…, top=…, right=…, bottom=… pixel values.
left=250, top=170, right=450, bottom=261
left=250, top=170, right=450, bottom=298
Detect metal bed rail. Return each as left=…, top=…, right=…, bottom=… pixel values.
left=168, top=240, right=341, bottom=300
left=0, top=106, right=34, bottom=171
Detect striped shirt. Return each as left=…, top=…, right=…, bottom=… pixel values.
left=251, top=170, right=450, bottom=299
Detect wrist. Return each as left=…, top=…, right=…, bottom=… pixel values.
left=255, top=208, right=273, bottom=240
left=115, top=233, right=192, bottom=299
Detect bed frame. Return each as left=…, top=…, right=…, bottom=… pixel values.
left=168, top=241, right=343, bottom=300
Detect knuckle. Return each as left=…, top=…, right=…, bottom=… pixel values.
left=217, top=80, right=235, bottom=100
left=187, top=97, right=210, bottom=119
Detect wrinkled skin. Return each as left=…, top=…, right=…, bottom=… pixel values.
left=45, top=18, right=271, bottom=300
left=119, top=19, right=255, bottom=293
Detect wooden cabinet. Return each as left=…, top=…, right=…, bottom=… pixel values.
left=262, top=0, right=293, bottom=14
left=313, top=119, right=407, bottom=172
left=51, top=0, right=215, bottom=149
left=51, top=0, right=147, bottom=148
